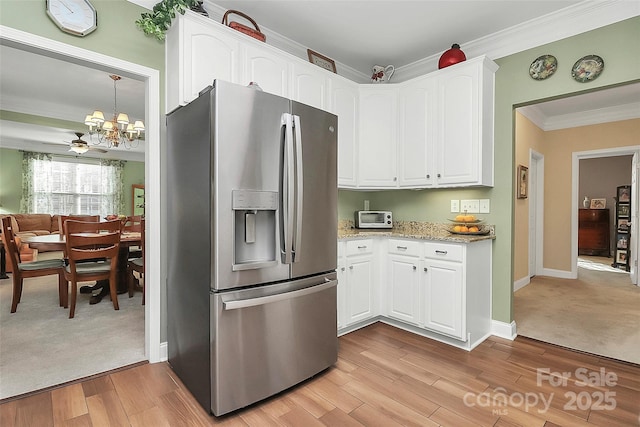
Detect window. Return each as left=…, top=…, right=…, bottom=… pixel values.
left=23, top=153, right=124, bottom=216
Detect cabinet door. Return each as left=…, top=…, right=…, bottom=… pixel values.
left=242, top=45, right=289, bottom=97
left=387, top=255, right=420, bottom=325
left=358, top=86, right=398, bottom=188
left=422, top=259, right=464, bottom=339
left=167, top=13, right=240, bottom=109
left=435, top=62, right=480, bottom=186
left=398, top=77, right=436, bottom=187
left=331, top=78, right=359, bottom=188
left=291, top=63, right=328, bottom=110
left=337, top=260, right=346, bottom=330
left=346, top=256, right=375, bottom=324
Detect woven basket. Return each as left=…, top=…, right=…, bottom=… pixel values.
left=222, top=10, right=266, bottom=42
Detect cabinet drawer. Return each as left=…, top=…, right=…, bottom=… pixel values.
left=423, top=242, right=462, bottom=262
left=388, top=239, right=421, bottom=257
left=346, top=239, right=374, bottom=256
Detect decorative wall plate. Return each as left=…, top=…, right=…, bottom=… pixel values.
left=529, top=54, right=557, bottom=80
left=571, top=55, right=604, bottom=82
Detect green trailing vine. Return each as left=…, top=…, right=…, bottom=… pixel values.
left=136, top=0, right=200, bottom=41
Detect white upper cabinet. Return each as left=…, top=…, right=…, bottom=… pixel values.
left=291, top=62, right=329, bottom=110
left=166, top=12, right=497, bottom=188
left=398, top=75, right=436, bottom=187
left=434, top=57, right=497, bottom=186
left=330, top=77, right=359, bottom=188
left=242, top=44, right=289, bottom=98
left=166, top=12, right=240, bottom=112
left=358, top=86, right=398, bottom=187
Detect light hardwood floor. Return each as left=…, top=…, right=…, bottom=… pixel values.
left=1, top=323, right=638, bottom=426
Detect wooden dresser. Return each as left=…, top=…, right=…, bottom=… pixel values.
left=578, top=209, right=610, bottom=256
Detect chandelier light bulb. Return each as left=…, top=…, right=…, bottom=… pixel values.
left=117, top=113, right=130, bottom=125
left=91, top=110, right=105, bottom=124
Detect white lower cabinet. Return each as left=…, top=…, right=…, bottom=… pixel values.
left=339, top=237, right=492, bottom=349
left=337, top=239, right=378, bottom=331
left=421, top=258, right=464, bottom=339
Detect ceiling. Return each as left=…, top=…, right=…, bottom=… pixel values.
left=0, top=0, right=638, bottom=161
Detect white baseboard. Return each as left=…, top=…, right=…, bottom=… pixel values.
left=159, top=341, right=168, bottom=362
left=541, top=268, right=576, bottom=279
left=491, top=320, right=517, bottom=340
left=513, top=276, right=530, bottom=292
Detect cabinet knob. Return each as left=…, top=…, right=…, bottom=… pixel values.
left=426, top=174, right=430, bottom=179
left=437, top=173, right=441, bottom=178
left=413, top=265, right=417, bottom=270
left=424, top=267, right=428, bottom=272
left=393, top=177, right=397, bottom=181
left=349, top=265, right=353, bottom=270
left=341, top=267, right=345, bottom=271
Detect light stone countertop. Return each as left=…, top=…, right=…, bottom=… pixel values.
left=338, top=220, right=495, bottom=243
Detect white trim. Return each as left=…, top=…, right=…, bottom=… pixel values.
left=572, top=146, right=640, bottom=283
left=129, top=0, right=640, bottom=83
left=397, top=0, right=640, bottom=81
left=541, top=268, right=576, bottom=279
left=491, top=320, right=517, bottom=340
left=0, top=25, right=162, bottom=363
left=513, top=276, right=530, bottom=292
left=530, top=150, right=545, bottom=277
left=542, top=102, right=640, bottom=131
left=159, top=341, right=168, bottom=361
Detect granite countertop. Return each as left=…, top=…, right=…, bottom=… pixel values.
left=338, top=220, right=495, bottom=243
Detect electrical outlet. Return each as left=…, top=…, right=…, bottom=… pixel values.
left=460, top=199, right=480, bottom=213
left=450, top=200, right=460, bottom=213
left=479, top=199, right=490, bottom=213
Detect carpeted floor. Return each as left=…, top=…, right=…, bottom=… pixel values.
left=0, top=261, right=145, bottom=400
left=514, top=256, right=640, bottom=364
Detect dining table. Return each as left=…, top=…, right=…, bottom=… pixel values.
left=25, top=232, right=142, bottom=304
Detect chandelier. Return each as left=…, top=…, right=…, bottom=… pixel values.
left=84, top=74, right=145, bottom=149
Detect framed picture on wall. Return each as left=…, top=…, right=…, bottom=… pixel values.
left=617, top=203, right=630, bottom=217
left=517, top=165, right=528, bottom=199
left=618, top=186, right=630, bottom=202
left=616, top=250, right=628, bottom=264
left=618, top=219, right=629, bottom=232
left=616, top=233, right=629, bottom=249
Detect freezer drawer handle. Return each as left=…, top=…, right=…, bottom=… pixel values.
left=223, top=279, right=337, bottom=310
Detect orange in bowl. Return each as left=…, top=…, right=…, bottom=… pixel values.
left=468, top=226, right=479, bottom=233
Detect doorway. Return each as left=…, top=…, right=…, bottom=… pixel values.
left=0, top=26, right=162, bottom=397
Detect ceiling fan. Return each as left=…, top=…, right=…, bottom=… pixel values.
left=45, top=132, right=108, bottom=154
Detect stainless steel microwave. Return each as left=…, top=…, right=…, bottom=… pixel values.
left=355, top=211, right=393, bottom=229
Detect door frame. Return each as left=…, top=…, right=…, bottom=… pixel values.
left=571, top=146, right=640, bottom=283
left=0, top=25, right=162, bottom=361
left=529, top=149, right=544, bottom=278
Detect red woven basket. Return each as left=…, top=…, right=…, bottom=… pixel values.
left=222, top=10, right=266, bottom=42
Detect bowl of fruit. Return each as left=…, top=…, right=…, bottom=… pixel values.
left=448, top=213, right=489, bottom=235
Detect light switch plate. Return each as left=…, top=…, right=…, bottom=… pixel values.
left=450, top=200, right=460, bottom=213
left=460, top=199, right=480, bottom=213
left=479, top=199, right=490, bottom=213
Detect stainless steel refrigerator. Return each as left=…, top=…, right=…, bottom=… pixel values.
left=166, top=80, right=338, bottom=416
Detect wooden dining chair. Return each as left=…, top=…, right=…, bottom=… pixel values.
left=58, top=214, right=100, bottom=236
left=125, top=216, right=145, bottom=304
left=64, top=219, right=121, bottom=318
left=1, top=216, right=67, bottom=313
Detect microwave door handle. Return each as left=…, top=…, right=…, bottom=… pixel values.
left=292, top=114, right=303, bottom=263
left=280, top=113, right=294, bottom=265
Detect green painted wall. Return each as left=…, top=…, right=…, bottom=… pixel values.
left=0, top=148, right=23, bottom=214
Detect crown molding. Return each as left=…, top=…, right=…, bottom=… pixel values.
left=543, top=102, right=640, bottom=131
left=396, top=0, right=640, bottom=81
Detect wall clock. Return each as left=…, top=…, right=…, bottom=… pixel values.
left=46, top=0, right=97, bottom=37
left=307, top=49, right=337, bottom=73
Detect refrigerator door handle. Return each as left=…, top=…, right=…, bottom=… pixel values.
left=223, top=279, right=337, bottom=310
left=292, top=114, right=303, bottom=263
left=281, top=113, right=295, bottom=264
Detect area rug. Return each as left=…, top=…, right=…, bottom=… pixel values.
left=0, top=272, right=145, bottom=399
left=514, top=258, right=640, bottom=364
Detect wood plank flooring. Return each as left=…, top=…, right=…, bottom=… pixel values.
left=1, top=322, right=638, bottom=426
